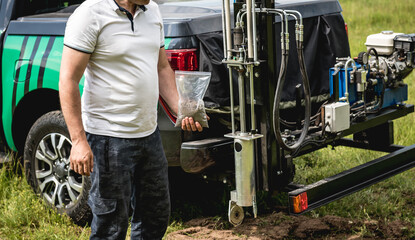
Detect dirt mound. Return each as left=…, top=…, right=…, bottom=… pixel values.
left=167, top=212, right=412, bottom=239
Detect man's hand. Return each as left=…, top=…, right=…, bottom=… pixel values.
left=181, top=117, right=202, bottom=132
left=60, top=46, right=92, bottom=176
left=70, top=139, right=94, bottom=176
left=181, top=115, right=210, bottom=132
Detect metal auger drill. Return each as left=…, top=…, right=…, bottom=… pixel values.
left=221, top=0, right=309, bottom=226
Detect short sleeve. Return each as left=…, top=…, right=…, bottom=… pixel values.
left=160, top=21, right=165, bottom=48
left=155, top=5, right=165, bottom=48
left=64, top=5, right=99, bottom=54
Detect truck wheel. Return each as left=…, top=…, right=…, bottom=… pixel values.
left=24, top=111, right=91, bottom=225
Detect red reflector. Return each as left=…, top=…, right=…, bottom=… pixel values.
left=292, top=192, right=308, bottom=213
left=159, top=96, right=177, bottom=124
left=166, top=49, right=198, bottom=71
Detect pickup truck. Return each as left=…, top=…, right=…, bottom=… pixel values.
left=5, top=0, right=408, bottom=225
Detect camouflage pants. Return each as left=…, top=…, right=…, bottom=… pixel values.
left=87, top=128, right=170, bottom=240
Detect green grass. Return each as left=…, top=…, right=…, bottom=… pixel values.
left=0, top=160, right=90, bottom=240
left=341, top=0, right=415, bottom=58
left=1, top=0, right=415, bottom=239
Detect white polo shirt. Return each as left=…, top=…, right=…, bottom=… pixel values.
left=64, top=0, right=164, bottom=138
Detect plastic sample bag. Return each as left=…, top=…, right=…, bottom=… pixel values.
left=175, top=71, right=211, bottom=128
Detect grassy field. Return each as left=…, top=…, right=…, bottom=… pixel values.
left=0, top=160, right=91, bottom=239
left=1, top=0, right=415, bottom=239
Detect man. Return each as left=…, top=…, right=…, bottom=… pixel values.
left=59, top=0, right=203, bottom=239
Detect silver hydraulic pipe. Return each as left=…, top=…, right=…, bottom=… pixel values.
left=236, top=10, right=241, bottom=24
left=263, top=9, right=288, bottom=50
left=246, top=0, right=254, bottom=60
left=334, top=62, right=344, bottom=101
left=286, top=13, right=299, bottom=42
left=284, top=10, right=303, bottom=26
left=238, top=8, right=288, bottom=54
left=285, top=10, right=303, bottom=43
left=343, top=58, right=357, bottom=102
left=236, top=5, right=245, bottom=25
left=262, top=9, right=287, bottom=51
left=224, top=0, right=232, bottom=60
left=238, top=11, right=252, bottom=26
left=248, top=8, right=288, bottom=51
left=284, top=13, right=289, bottom=51
left=287, top=13, right=298, bottom=24
left=221, top=0, right=228, bottom=60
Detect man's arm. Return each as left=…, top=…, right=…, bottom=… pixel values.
left=157, top=47, right=204, bottom=132
left=59, top=46, right=93, bottom=176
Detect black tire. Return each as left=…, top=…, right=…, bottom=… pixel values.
left=24, top=110, right=91, bottom=225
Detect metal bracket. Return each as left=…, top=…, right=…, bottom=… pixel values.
left=224, top=132, right=264, bottom=140
left=288, top=143, right=415, bottom=214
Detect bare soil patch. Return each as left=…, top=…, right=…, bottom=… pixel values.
left=167, top=212, right=412, bottom=239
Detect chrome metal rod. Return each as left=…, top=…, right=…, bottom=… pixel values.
left=221, top=0, right=228, bottom=60
left=238, top=70, right=247, bottom=134
left=229, top=68, right=236, bottom=134
left=251, top=0, right=258, bottom=62
left=246, top=0, right=254, bottom=60
left=224, top=0, right=232, bottom=59
left=249, top=65, right=256, bottom=132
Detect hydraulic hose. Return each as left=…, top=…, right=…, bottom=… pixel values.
left=237, top=7, right=311, bottom=151
left=272, top=28, right=311, bottom=152
left=365, top=47, right=384, bottom=113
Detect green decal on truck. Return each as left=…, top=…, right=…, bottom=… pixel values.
left=2, top=35, right=64, bottom=150
left=37, top=36, right=57, bottom=89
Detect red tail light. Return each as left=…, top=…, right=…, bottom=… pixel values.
left=166, top=49, right=198, bottom=71
left=291, top=192, right=308, bottom=213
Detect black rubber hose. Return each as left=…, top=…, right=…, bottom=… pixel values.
left=367, top=47, right=379, bottom=65
left=273, top=40, right=311, bottom=151
left=366, top=47, right=385, bottom=113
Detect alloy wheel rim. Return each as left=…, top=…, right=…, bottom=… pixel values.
left=34, top=133, right=83, bottom=209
